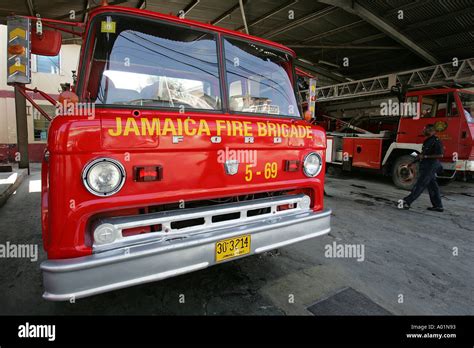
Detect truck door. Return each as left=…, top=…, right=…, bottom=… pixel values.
left=397, top=92, right=460, bottom=161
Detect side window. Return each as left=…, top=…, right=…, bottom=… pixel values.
left=420, top=94, right=450, bottom=118
left=446, top=93, right=457, bottom=117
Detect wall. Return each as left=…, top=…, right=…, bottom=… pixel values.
left=0, top=24, right=81, bottom=162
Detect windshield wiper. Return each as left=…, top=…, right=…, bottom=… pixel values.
left=123, top=98, right=164, bottom=106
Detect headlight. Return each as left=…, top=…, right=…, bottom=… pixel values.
left=82, top=158, right=126, bottom=196
left=303, top=152, right=322, bottom=177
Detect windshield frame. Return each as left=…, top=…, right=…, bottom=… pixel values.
left=76, top=11, right=302, bottom=119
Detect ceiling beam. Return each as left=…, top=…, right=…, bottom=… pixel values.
left=261, top=6, right=338, bottom=39
left=176, top=0, right=199, bottom=17
left=295, top=58, right=349, bottom=83
left=301, top=20, right=365, bottom=43
left=403, top=6, right=474, bottom=31
left=350, top=33, right=385, bottom=45
left=25, top=0, right=36, bottom=16
left=82, top=0, right=90, bottom=22
left=235, top=0, right=298, bottom=32
left=382, top=0, right=431, bottom=18
left=318, top=0, right=438, bottom=65
left=211, top=0, right=247, bottom=25
left=238, top=0, right=249, bottom=34
left=53, top=0, right=128, bottom=20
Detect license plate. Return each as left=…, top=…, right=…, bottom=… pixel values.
left=215, top=235, right=251, bottom=262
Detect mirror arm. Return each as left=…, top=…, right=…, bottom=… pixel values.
left=42, top=22, right=83, bottom=37
left=16, top=84, right=58, bottom=121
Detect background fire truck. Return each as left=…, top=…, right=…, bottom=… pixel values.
left=299, top=59, right=474, bottom=189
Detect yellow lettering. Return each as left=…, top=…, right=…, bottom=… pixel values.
left=267, top=122, right=276, bottom=137
left=123, top=117, right=140, bottom=136
left=226, top=120, right=232, bottom=136
left=289, top=124, right=298, bottom=138
left=306, top=125, right=313, bottom=139
left=162, top=118, right=177, bottom=136
left=108, top=117, right=123, bottom=136
left=243, top=121, right=252, bottom=137
left=141, top=118, right=160, bottom=136
left=298, top=125, right=307, bottom=138
left=281, top=124, right=289, bottom=137
left=184, top=118, right=197, bottom=136
left=216, top=120, right=226, bottom=136
left=257, top=122, right=267, bottom=137
left=232, top=120, right=244, bottom=136
left=275, top=123, right=282, bottom=137
left=197, top=119, right=211, bottom=136
left=176, top=119, right=183, bottom=135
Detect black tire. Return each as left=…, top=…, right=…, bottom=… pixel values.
left=326, top=164, right=343, bottom=177
left=392, top=155, right=419, bottom=190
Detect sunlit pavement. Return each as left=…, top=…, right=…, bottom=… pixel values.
left=0, top=164, right=472, bottom=315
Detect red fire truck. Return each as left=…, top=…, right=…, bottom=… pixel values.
left=7, top=4, right=330, bottom=300
left=299, top=61, right=474, bottom=189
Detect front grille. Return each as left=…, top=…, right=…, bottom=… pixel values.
left=91, top=193, right=311, bottom=252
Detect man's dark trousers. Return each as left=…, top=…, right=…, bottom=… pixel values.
left=404, top=161, right=443, bottom=208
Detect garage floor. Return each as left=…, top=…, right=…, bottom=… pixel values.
left=0, top=164, right=472, bottom=315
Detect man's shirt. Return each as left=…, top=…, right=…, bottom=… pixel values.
left=421, top=135, right=444, bottom=165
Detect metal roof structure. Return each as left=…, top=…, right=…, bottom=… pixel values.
left=1, top=0, right=473, bottom=86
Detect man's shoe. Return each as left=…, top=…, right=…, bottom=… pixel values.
left=397, top=200, right=410, bottom=210
left=427, top=207, right=444, bottom=212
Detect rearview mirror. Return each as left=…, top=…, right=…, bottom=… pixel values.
left=31, top=28, right=62, bottom=56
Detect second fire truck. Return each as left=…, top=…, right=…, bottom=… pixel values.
left=300, top=60, right=474, bottom=189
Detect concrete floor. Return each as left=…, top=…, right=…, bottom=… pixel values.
left=0, top=164, right=472, bottom=315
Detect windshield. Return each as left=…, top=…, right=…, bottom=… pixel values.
left=83, top=14, right=300, bottom=117
left=224, top=38, right=300, bottom=117
left=460, top=93, right=474, bottom=123
left=85, top=14, right=222, bottom=110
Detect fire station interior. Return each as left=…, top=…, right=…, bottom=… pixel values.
left=0, top=0, right=473, bottom=318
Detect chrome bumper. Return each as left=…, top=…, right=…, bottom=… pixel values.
left=41, top=195, right=331, bottom=301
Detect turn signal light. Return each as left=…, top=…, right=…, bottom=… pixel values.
left=8, top=44, right=25, bottom=55
left=134, top=166, right=162, bottom=182
left=284, top=160, right=300, bottom=172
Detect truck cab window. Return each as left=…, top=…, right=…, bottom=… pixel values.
left=224, top=38, right=300, bottom=117
left=86, top=15, right=222, bottom=110
left=459, top=92, right=474, bottom=123
left=420, top=93, right=455, bottom=118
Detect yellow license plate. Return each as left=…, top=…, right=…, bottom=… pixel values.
left=215, top=235, right=251, bottom=262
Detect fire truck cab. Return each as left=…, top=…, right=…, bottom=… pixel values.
left=7, top=5, right=331, bottom=300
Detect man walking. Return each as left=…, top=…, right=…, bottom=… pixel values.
left=399, top=124, right=444, bottom=212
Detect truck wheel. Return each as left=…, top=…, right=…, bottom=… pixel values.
left=326, top=164, right=343, bottom=177
left=392, top=155, right=419, bottom=190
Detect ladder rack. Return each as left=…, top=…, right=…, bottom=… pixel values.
left=300, top=58, right=474, bottom=103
